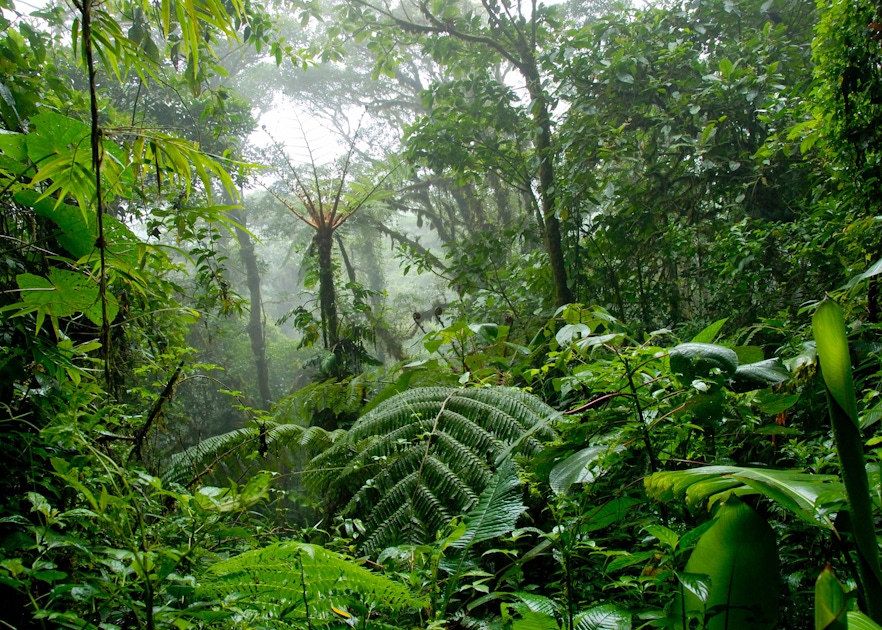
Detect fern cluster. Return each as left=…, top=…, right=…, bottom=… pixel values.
left=306, top=386, right=557, bottom=552
left=198, top=542, right=426, bottom=628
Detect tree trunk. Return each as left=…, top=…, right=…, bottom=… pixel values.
left=522, top=58, right=572, bottom=306
left=231, top=206, right=272, bottom=410
left=315, top=226, right=339, bottom=349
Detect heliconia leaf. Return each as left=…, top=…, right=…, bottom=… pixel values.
left=849, top=611, right=882, bottom=629
left=815, top=564, right=847, bottom=630
left=645, top=465, right=845, bottom=528
left=680, top=497, right=779, bottom=629
left=813, top=299, right=859, bottom=426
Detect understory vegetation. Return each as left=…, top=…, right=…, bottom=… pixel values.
left=3, top=0, right=882, bottom=627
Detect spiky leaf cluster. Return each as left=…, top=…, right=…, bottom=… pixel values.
left=306, top=386, right=557, bottom=552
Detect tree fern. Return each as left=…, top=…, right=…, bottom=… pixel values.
left=198, top=541, right=426, bottom=628
left=162, top=421, right=342, bottom=487
left=306, top=386, right=557, bottom=552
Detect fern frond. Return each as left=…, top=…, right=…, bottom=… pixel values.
left=162, top=426, right=259, bottom=487
left=307, top=386, right=557, bottom=552
left=451, top=458, right=525, bottom=549
left=161, top=421, right=340, bottom=488
left=199, top=542, right=426, bottom=625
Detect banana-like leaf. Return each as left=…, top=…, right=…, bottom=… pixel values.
left=849, top=611, right=882, bottom=629
left=679, top=497, right=779, bottom=629
left=645, top=465, right=845, bottom=528
left=815, top=564, right=847, bottom=630
left=814, top=298, right=882, bottom=620
left=813, top=300, right=859, bottom=425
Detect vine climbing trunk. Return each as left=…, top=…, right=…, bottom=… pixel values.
left=79, top=0, right=112, bottom=390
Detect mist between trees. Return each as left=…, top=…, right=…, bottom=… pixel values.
left=3, top=0, right=882, bottom=627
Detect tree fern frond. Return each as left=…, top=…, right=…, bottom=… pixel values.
left=162, top=426, right=260, bottom=486
left=199, top=542, right=426, bottom=624
left=451, top=458, right=525, bottom=549
left=361, top=503, right=428, bottom=551
left=307, top=386, right=556, bottom=551
left=161, top=421, right=340, bottom=488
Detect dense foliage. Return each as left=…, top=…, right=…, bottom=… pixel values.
left=3, top=0, right=882, bottom=627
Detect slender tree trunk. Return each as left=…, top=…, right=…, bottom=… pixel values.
left=522, top=58, right=572, bottom=306
left=230, top=205, right=272, bottom=410
left=315, top=226, right=339, bottom=349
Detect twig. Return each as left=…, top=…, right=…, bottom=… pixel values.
left=130, top=361, right=185, bottom=462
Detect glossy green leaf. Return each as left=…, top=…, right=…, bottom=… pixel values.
left=815, top=564, right=847, bottom=630
left=646, top=465, right=844, bottom=528
left=669, top=343, right=738, bottom=384
left=677, top=571, right=711, bottom=605
left=691, top=318, right=727, bottom=343
left=574, top=604, right=631, bottom=630
left=731, top=359, right=790, bottom=392
left=680, top=497, right=779, bottom=629
left=849, top=611, right=882, bottom=629
left=813, top=299, right=858, bottom=425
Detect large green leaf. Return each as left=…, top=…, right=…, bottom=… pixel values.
left=730, top=359, right=790, bottom=392
left=669, top=343, right=738, bottom=385
left=11, top=268, right=119, bottom=334
left=549, top=435, right=622, bottom=494
left=813, top=298, right=882, bottom=620
left=813, top=299, right=858, bottom=425
left=645, top=465, right=844, bottom=528
left=849, top=611, right=882, bottom=629
left=690, top=318, right=728, bottom=343
left=679, top=497, right=779, bottom=629
left=815, top=564, right=847, bottom=630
